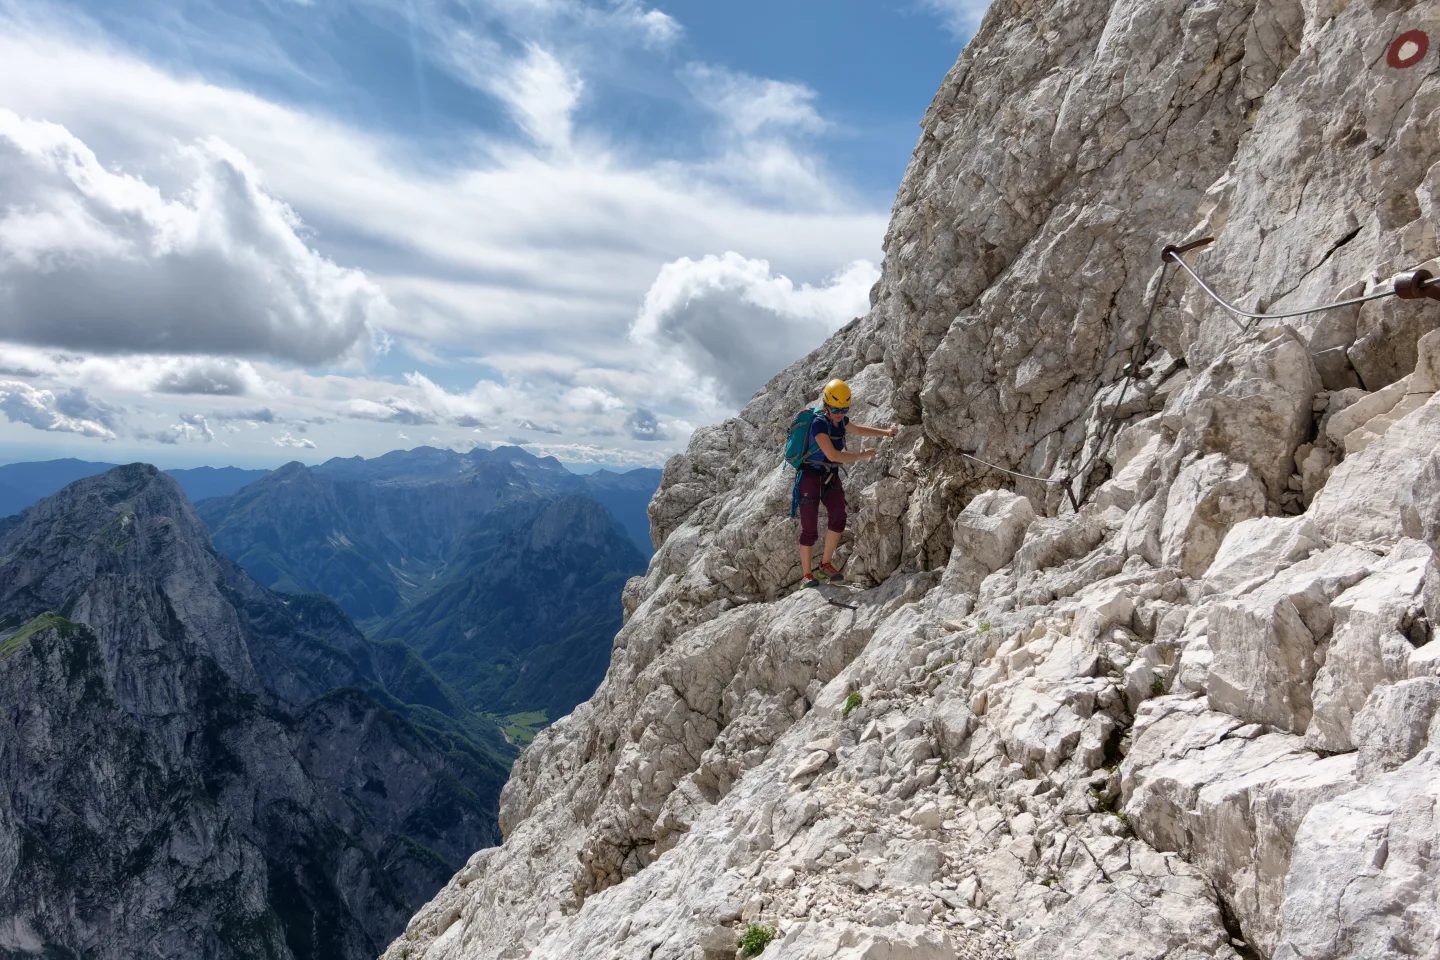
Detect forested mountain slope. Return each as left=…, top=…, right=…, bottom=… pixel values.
left=375, top=495, right=647, bottom=719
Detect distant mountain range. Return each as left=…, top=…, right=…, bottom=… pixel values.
left=376, top=495, right=645, bottom=718
left=0, top=458, right=269, bottom=516
left=195, top=446, right=658, bottom=725
left=0, top=465, right=512, bottom=960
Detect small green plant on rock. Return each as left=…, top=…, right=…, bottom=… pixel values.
left=842, top=692, right=863, bottom=719
left=738, top=923, right=778, bottom=957
left=1151, top=675, right=1167, bottom=696
left=979, top=621, right=991, bottom=634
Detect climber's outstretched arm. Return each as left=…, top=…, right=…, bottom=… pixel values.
left=848, top=423, right=899, bottom=438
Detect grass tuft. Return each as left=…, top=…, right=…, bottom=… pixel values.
left=738, top=923, right=778, bottom=957
left=841, top=692, right=862, bottom=719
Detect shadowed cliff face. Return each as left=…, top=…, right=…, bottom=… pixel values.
left=386, top=1, right=1440, bottom=959
left=0, top=465, right=508, bottom=960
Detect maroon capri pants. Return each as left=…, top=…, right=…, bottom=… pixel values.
left=798, top=467, right=846, bottom=546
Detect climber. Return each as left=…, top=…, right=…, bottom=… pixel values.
left=785, top=378, right=899, bottom=589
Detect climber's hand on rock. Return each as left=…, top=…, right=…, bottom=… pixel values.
left=886, top=425, right=899, bottom=438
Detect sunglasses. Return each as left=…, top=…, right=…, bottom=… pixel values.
left=827, top=406, right=848, bottom=415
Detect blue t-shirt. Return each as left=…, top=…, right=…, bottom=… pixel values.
left=805, top=414, right=847, bottom=466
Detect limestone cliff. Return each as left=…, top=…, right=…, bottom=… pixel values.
left=386, top=1, right=1440, bottom=958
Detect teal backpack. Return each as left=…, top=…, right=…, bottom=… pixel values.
left=784, top=408, right=822, bottom=470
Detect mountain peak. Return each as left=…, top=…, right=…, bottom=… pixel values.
left=0, top=463, right=256, bottom=700
left=55, top=459, right=163, bottom=500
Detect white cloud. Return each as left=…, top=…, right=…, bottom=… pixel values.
left=211, top=406, right=276, bottom=423
left=519, top=441, right=669, bottom=467
left=0, top=15, right=888, bottom=466
left=0, top=26, right=878, bottom=299
left=633, top=7, right=681, bottom=47
left=562, top=385, right=626, bottom=414
left=679, top=65, right=839, bottom=205
left=274, top=431, right=316, bottom=448
left=685, top=65, right=827, bottom=139
left=136, top=412, right=215, bottom=444
left=0, top=111, right=391, bottom=365
left=342, top=397, right=437, bottom=425
left=390, top=0, right=684, bottom=92
left=151, top=358, right=268, bottom=396
left=919, top=0, right=992, bottom=38
left=181, top=413, right=215, bottom=441
left=630, top=253, right=878, bottom=407
left=0, top=346, right=276, bottom=398
left=0, top=379, right=119, bottom=438
left=490, top=43, right=584, bottom=152
left=52, top=385, right=124, bottom=431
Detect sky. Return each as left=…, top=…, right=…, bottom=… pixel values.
left=0, top=0, right=987, bottom=471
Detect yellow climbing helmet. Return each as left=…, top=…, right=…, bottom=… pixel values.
left=822, top=378, right=851, bottom=409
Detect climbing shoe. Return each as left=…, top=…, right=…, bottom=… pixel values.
left=801, top=574, right=820, bottom=589
left=815, top=563, right=844, bottom=583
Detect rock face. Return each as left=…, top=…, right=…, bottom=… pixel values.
left=387, top=1, right=1440, bottom=959
left=0, top=465, right=510, bottom=960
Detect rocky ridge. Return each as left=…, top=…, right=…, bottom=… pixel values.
left=386, top=1, right=1440, bottom=958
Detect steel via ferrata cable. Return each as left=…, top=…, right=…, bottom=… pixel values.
left=1164, top=237, right=1440, bottom=331
left=953, top=237, right=1440, bottom=506
left=959, top=250, right=1180, bottom=501
left=955, top=451, right=1063, bottom=485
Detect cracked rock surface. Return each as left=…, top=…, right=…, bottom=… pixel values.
left=386, top=0, right=1440, bottom=958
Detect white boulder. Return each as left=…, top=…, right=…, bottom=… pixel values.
left=1274, top=749, right=1440, bottom=960
left=1351, top=677, right=1440, bottom=783
left=1160, top=454, right=1267, bottom=579
left=1311, top=395, right=1440, bottom=546
left=1201, top=515, right=1323, bottom=597
left=1206, top=545, right=1377, bottom=732
left=1305, top=548, right=1430, bottom=753
left=1123, top=709, right=1357, bottom=957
